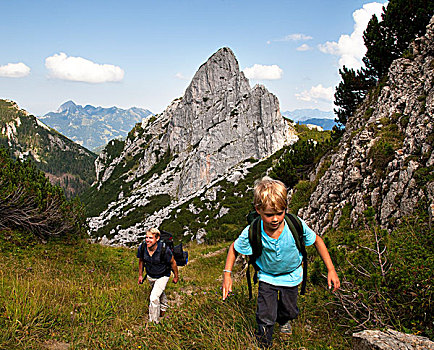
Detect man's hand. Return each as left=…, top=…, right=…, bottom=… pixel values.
left=138, top=276, right=144, bottom=285
left=172, top=276, right=179, bottom=284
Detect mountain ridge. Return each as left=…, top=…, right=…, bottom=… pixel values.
left=40, top=101, right=153, bottom=151
left=281, top=108, right=334, bottom=122
left=299, top=16, right=434, bottom=234
left=0, top=99, right=96, bottom=197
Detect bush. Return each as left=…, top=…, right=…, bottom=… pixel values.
left=315, top=211, right=433, bottom=338
left=368, top=138, right=396, bottom=170
left=0, top=147, right=85, bottom=240
left=270, top=134, right=334, bottom=190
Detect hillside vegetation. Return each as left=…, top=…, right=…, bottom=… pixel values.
left=0, top=147, right=84, bottom=240
left=1, top=206, right=431, bottom=349
left=1, top=143, right=431, bottom=348
left=0, top=100, right=96, bottom=198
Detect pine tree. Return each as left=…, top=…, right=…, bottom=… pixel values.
left=333, top=67, right=374, bottom=127
left=333, top=0, right=434, bottom=127
left=363, top=0, right=434, bottom=80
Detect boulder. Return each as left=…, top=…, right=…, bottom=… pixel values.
left=352, top=329, right=434, bottom=350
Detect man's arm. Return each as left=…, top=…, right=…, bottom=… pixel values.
left=222, top=242, right=238, bottom=300
left=138, top=258, right=145, bottom=284
left=170, top=256, right=179, bottom=284
left=313, top=235, right=340, bottom=292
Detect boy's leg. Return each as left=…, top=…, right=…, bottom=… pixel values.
left=256, top=281, right=279, bottom=348
left=147, top=276, right=170, bottom=323
left=276, top=285, right=299, bottom=326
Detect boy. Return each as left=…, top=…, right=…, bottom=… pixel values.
left=222, top=176, right=340, bottom=348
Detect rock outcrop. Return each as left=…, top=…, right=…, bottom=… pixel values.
left=300, top=17, right=434, bottom=234
left=353, top=329, right=434, bottom=350
left=87, top=47, right=297, bottom=244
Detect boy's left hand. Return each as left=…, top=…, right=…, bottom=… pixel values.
left=328, top=269, right=340, bottom=292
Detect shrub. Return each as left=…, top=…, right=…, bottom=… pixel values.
left=368, top=137, right=396, bottom=170
left=0, top=147, right=85, bottom=240
left=314, top=211, right=433, bottom=338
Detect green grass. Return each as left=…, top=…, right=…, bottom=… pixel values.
left=3, top=206, right=430, bottom=349
left=0, top=233, right=351, bottom=350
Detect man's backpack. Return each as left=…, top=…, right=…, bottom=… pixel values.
left=159, top=230, right=189, bottom=267
left=139, top=230, right=188, bottom=269
left=246, top=211, right=307, bottom=299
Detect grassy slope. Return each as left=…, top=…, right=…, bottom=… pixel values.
left=0, top=233, right=348, bottom=350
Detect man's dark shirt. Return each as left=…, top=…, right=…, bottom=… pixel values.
left=137, top=240, right=172, bottom=278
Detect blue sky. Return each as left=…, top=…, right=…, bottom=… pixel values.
left=0, top=0, right=387, bottom=116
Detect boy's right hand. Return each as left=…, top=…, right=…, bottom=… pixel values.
left=138, top=276, right=144, bottom=285
left=222, top=274, right=232, bottom=300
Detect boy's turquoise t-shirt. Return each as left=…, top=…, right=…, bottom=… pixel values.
left=234, top=217, right=317, bottom=287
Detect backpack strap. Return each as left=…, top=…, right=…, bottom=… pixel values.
left=139, top=241, right=148, bottom=279
left=160, top=241, right=167, bottom=263
left=159, top=241, right=173, bottom=266
left=248, top=216, right=262, bottom=263
left=285, top=214, right=308, bottom=295
left=247, top=216, right=262, bottom=299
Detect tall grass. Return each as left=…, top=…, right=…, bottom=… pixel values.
left=0, top=234, right=349, bottom=349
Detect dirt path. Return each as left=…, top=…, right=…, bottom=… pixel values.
left=169, top=246, right=229, bottom=308
left=185, top=246, right=228, bottom=265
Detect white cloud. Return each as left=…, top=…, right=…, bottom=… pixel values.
left=318, top=2, right=386, bottom=69
left=175, top=72, right=187, bottom=80
left=0, top=62, right=30, bottom=78
left=296, top=44, right=311, bottom=52
left=45, top=52, right=124, bottom=83
left=243, top=64, right=283, bottom=80
left=268, top=33, right=313, bottom=44
left=295, top=84, right=334, bottom=103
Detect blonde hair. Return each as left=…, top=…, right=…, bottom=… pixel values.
left=253, top=176, right=287, bottom=211
left=146, top=227, right=161, bottom=239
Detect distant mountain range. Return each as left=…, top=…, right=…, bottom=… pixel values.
left=281, top=108, right=334, bottom=121
left=281, top=109, right=336, bottom=130
left=299, top=118, right=336, bottom=130
left=40, top=101, right=153, bottom=151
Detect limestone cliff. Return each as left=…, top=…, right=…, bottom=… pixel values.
left=86, top=47, right=297, bottom=244
left=299, top=17, right=434, bottom=235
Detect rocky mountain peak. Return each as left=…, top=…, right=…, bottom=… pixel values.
left=186, top=47, right=248, bottom=98
left=57, top=100, right=77, bottom=113
left=87, top=47, right=298, bottom=244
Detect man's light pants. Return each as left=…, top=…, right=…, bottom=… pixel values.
left=147, top=275, right=169, bottom=323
